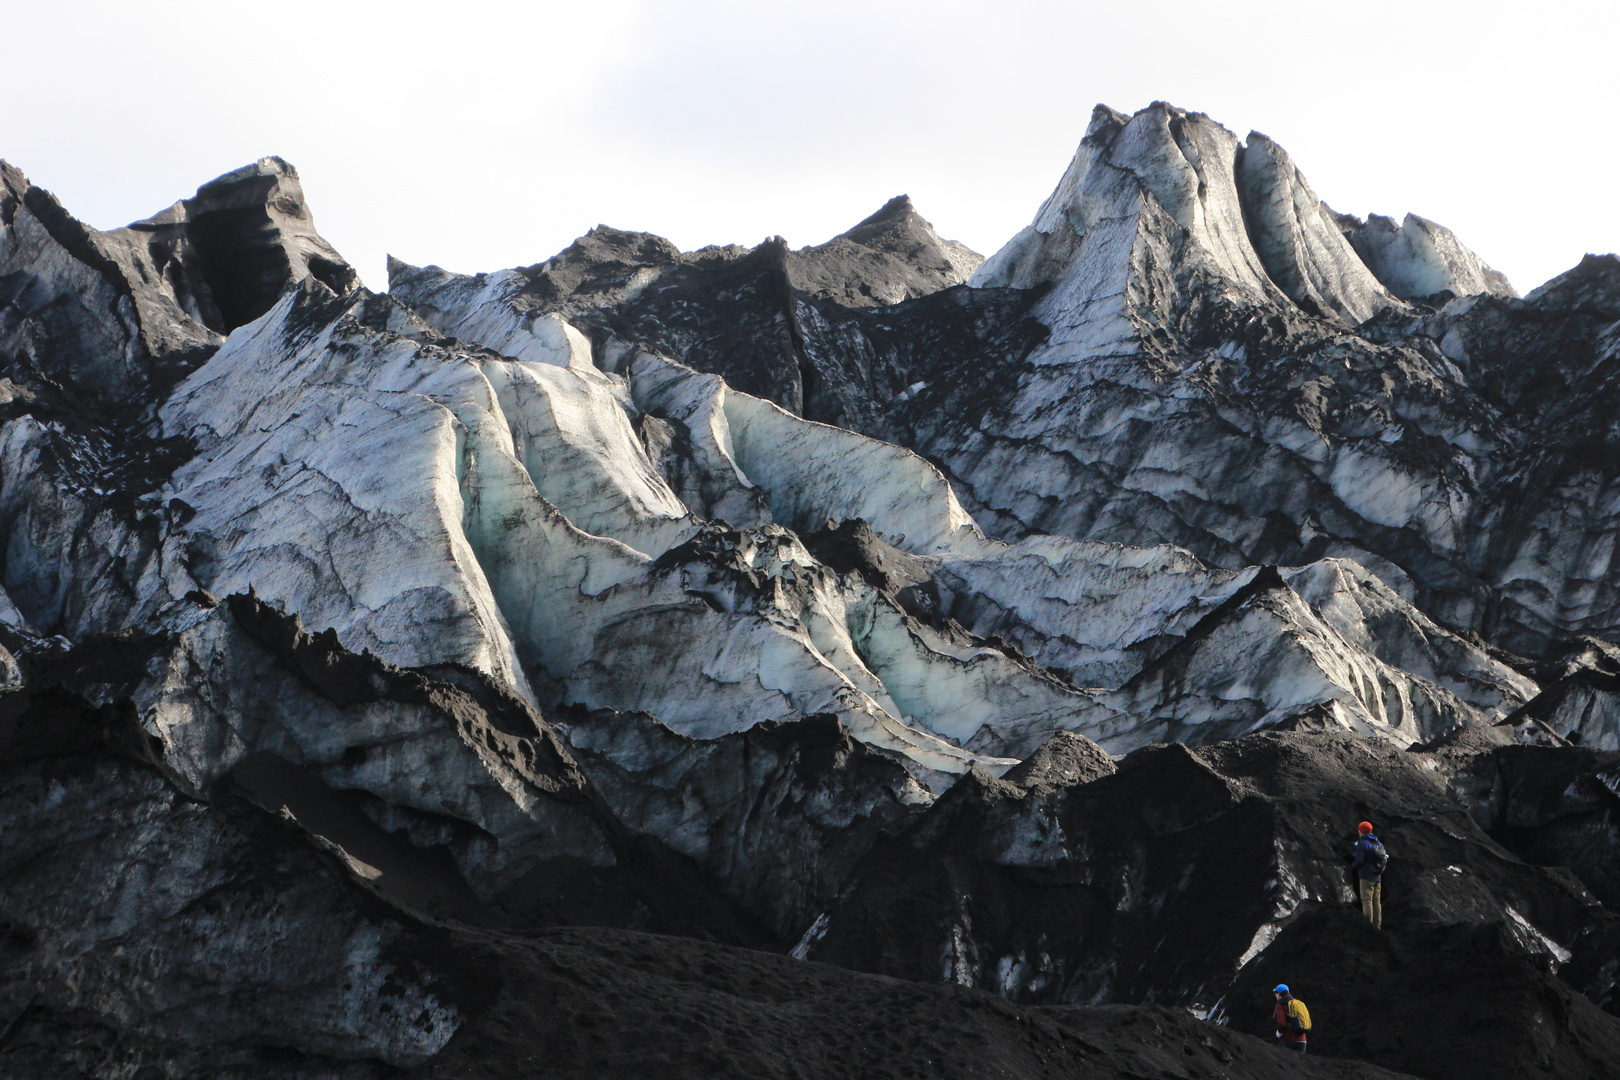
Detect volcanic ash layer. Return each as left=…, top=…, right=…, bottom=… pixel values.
left=3, top=101, right=1620, bottom=1079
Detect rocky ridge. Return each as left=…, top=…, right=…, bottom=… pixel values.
left=4, top=99, right=1620, bottom=1079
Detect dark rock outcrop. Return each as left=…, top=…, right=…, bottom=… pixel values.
left=1227, top=907, right=1620, bottom=1080
left=783, top=194, right=983, bottom=308
left=125, top=156, right=358, bottom=334
left=800, top=729, right=1620, bottom=1079
left=1, top=156, right=355, bottom=419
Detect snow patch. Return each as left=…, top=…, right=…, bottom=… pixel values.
left=1507, top=907, right=1572, bottom=964
left=1237, top=923, right=1279, bottom=968
left=790, top=913, right=830, bottom=960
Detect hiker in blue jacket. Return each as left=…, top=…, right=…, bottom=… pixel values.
left=1272, top=985, right=1310, bottom=1053
left=1351, top=821, right=1386, bottom=929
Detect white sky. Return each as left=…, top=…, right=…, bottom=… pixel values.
left=6, top=1, right=1617, bottom=294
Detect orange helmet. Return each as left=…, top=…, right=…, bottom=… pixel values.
left=1358, top=821, right=1374, bottom=835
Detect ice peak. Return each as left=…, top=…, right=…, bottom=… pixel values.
left=974, top=101, right=1508, bottom=329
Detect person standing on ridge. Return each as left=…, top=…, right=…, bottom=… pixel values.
left=1351, top=820, right=1387, bottom=930
left=1272, top=985, right=1310, bottom=1054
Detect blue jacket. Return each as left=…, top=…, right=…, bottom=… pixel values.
left=1352, top=834, right=1383, bottom=882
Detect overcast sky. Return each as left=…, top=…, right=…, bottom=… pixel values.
left=7, top=1, right=1617, bottom=294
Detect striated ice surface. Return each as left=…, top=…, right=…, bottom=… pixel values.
left=0, top=128, right=1556, bottom=789
left=1236, top=132, right=1402, bottom=324
left=1334, top=210, right=1517, bottom=300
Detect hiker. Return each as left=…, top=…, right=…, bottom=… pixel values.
left=1351, top=821, right=1387, bottom=930
left=1272, top=984, right=1310, bottom=1054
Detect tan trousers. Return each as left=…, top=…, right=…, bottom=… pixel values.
left=1360, top=878, right=1382, bottom=930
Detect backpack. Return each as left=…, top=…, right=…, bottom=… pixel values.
left=1363, top=837, right=1389, bottom=875
left=1286, top=999, right=1312, bottom=1033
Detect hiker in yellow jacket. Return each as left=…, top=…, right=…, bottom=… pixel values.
left=1272, top=984, right=1311, bottom=1054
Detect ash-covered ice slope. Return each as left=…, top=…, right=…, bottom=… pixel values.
left=914, top=104, right=1619, bottom=661
left=521, top=103, right=1619, bottom=666
left=383, top=189, right=1537, bottom=760
left=5, top=97, right=1620, bottom=1080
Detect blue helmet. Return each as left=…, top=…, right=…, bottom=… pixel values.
left=1273, top=984, right=1290, bottom=993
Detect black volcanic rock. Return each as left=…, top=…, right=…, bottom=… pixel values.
left=1226, top=907, right=1620, bottom=1080
left=783, top=194, right=983, bottom=308
left=0, top=701, right=489, bottom=1077
left=553, top=707, right=923, bottom=941
left=1, top=156, right=355, bottom=418
left=1, top=160, right=218, bottom=418
left=803, top=730, right=1620, bottom=1077
left=119, top=155, right=358, bottom=334
left=1445, top=741, right=1620, bottom=910
left=417, top=925, right=1416, bottom=1080
left=0, top=624, right=1413, bottom=1080
left=799, top=516, right=934, bottom=594
left=999, top=729, right=1117, bottom=791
